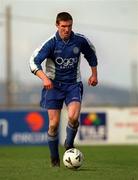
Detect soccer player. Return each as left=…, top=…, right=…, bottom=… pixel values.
left=29, top=12, right=98, bottom=167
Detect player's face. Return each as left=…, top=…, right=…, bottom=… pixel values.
left=56, top=20, right=73, bottom=40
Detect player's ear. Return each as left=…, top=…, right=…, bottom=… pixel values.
left=56, top=23, right=59, bottom=28
left=56, top=20, right=59, bottom=26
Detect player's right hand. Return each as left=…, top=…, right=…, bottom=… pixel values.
left=35, top=70, right=53, bottom=89
left=43, top=78, right=53, bottom=90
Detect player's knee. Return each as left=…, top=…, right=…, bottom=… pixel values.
left=48, top=124, right=58, bottom=136
left=68, top=111, right=79, bottom=122
left=68, top=113, right=79, bottom=128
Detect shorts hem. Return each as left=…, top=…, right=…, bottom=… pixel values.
left=40, top=104, right=62, bottom=110
left=66, top=99, right=81, bottom=106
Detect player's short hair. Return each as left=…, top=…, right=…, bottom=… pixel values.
left=56, top=12, right=73, bottom=24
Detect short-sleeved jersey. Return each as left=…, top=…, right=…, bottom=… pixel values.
left=29, top=31, right=97, bottom=83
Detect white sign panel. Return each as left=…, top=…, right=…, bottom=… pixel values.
left=60, top=107, right=138, bottom=145
left=108, top=108, right=138, bottom=144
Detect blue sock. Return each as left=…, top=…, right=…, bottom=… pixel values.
left=65, top=122, right=78, bottom=148
left=47, top=133, right=59, bottom=159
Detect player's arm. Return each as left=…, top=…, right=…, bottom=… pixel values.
left=88, top=66, right=98, bottom=86
left=81, top=36, right=98, bottom=86
left=29, top=40, right=54, bottom=89
left=36, top=70, right=53, bottom=89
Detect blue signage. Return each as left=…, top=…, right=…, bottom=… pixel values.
left=0, top=111, right=49, bottom=145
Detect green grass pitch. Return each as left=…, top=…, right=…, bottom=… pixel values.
left=0, top=145, right=138, bottom=180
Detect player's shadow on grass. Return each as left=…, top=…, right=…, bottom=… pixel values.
left=76, top=167, right=97, bottom=172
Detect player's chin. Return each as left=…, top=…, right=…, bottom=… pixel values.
left=64, top=34, right=70, bottom=39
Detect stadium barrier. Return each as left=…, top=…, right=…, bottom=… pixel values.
left=0, top=107, right=138, bottom=145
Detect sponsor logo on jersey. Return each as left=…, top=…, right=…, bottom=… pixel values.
left=55, top=57, right=78, bottom=69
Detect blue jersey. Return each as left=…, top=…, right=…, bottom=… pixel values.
left=29, top=31, right=97, bottom=83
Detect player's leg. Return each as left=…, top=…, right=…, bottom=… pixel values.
left=64, top=82, right=83, bottom=150
left=40, top=82, right=65, bottom=166
left=47, top=109, right=61, bottom=167
left=64, top=101, right=81, bottom=150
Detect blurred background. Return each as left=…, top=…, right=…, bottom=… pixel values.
left=0, top=0, right=138, bottom=108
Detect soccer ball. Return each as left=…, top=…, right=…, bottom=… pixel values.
left=63, top=148, right=84, bottom=169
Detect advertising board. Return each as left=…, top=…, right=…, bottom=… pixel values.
left=0, top=111, right=49, bottom=145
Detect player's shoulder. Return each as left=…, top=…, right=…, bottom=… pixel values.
left=74, top=33, right=96, bottom=51
left=74, top=33, right=88, bottom=40
left=74, top=33, right=91, bottom=44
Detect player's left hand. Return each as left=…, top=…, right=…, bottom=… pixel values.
left=88, top=75, right=98, bottom=86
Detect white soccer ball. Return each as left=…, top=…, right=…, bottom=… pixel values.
left=63, top=148, right=84, bottom=169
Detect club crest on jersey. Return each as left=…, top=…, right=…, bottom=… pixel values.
left=73, top=47, right=79, bottom=54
